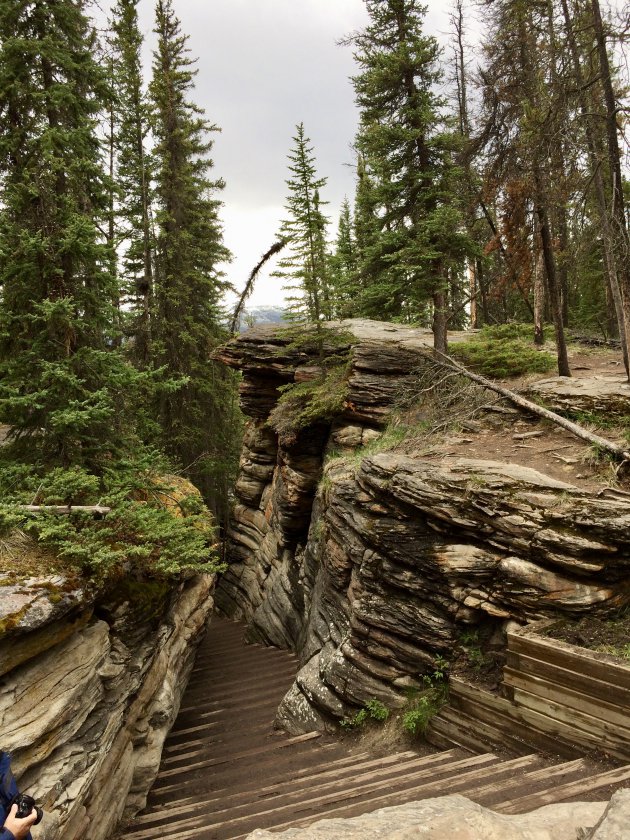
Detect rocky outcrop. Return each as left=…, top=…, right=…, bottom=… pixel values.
left=527, top=374, right=630, bottom=420
left=0, top=572, right=215, bottom=840
left=581, top=789, right=630, bottom=839
left=245, top=794, right=611, bottom=840
left=217, top=321, right=630, bottom=733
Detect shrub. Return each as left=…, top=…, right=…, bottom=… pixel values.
left=341, top=698, right=390, bottom=729
left=0, top=450, right=222, bottom=582
left=403, top=659, right=449, bottom=736
left=449, top=324, right=555, bottom=379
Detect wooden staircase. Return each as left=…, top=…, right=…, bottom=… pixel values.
left=118, top=617, right=630, bottom=840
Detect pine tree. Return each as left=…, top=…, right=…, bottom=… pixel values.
left=149, top=0, right=240, bottom=512
left=348, top=0, right=471, bottom=348
left=110, top=0, right=155, bottom=367
left=329, top=197, right=358, bottom=317
left=0, top=0, right=138, bottom=466
left=274, top=123, right=333, bottom=323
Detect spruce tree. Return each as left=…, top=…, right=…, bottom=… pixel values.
left=274, top=123, right=333, bottom=323
left=149, top=0, right=240, bottom=512
left=329, top=197, right=358, bottom=317
left=348, top=0, right=471, bottom=348
left=110, top=0, right=155, bottom=367
left=0, top=0, right=137, bottom=466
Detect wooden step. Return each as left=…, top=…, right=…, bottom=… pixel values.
left=494, top=764, right=630, bottom=814
left=120, top=616, right=629, bottom=840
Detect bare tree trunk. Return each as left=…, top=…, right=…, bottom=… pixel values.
left=534, top=171, right=571, bottom=376
left=588, top=0, right=630, bottom=379
left=477, top=257, right=490, bottom=325
left=432, top=286, right=448, bottom=355
left=18, top=505, right=112, bottom=515
left=468, top=261, right=478, bottom=329
left=533, top=247, right=545, bottom=346
left=561, top=0, right=629, bottom=375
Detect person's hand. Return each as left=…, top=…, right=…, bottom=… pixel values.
left=3, top=803, right=38, bottom=839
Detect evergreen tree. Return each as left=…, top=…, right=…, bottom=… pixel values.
left=0, top=0, right=138, bottom=466
left=329, top=197, right=358, bottom=317
left=348, top=0, right=471, bottom=349
left=110, top=0, right=155, bottom=367
left=475, top=0, right=571, bottom=375
left=274, top=123, right=333, bottom=323
left=149, top=0, right=240, bottom=512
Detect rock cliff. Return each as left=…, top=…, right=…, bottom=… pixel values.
left=216, top=321, right=630, bottom=732
left=0, top=571, right=214, bottom=840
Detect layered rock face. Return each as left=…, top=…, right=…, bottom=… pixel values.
left=0, top=572, right=215, bottom=840
left=217, top=321, right=630, bottom=732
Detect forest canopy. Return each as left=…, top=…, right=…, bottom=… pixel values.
left=0, top=0, right=628, bottom=580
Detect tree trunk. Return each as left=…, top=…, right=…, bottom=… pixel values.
left=534, top=172, right=571, bottom=376
left=588, top=0, right=630, bottom=379
left=561, top=0, right=629, bottom=375
left=468, top=261, right=478, bottom=329
left=432, top=286, right=448, bottom=354
left=477, top=258, right=490, bottom=325
left=533, top=247, right=545, bottom=346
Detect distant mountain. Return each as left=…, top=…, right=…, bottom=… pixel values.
left=237, top=305, right=286, bottom=332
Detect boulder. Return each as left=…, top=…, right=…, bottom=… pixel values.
left=244, top=795, right=608, bottom=839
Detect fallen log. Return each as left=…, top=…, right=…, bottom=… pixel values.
left=430, top=350, right=630, bottom=469
left=18, top=505, right=111, bottom=515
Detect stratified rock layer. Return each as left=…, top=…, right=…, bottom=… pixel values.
left=0, top=573, right=215, bottom=840
left=217, top=321, right=630, bottom=732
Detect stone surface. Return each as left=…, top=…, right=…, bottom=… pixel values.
left=1, top=573, right=216, bottom=840
left=584, top=788, right=630, bottom=839
left=217, top=321, right=630, bottom=733
left=527, top=375, right=630, bottom=420
left=0, top=574, right=90, bottom=636
left=245, top=795, right=608, bottom=839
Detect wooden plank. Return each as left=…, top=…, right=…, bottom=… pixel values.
left=494, top=764, right=630, bottom=814
left=155, top=731, right=323, bottom=780
left=505, top=650, right=630, bottom=708
left=449, top=682, right=630, bottom=762
left=466, top=758, right=587, bottom=804
left=163, top=753, right=503, bottom=836
left=512, top=685, right=630, bottom=750
left=241, top=755, right=534, bottom=838
left=443, top=699, right=580, bottom=759
left=131, top=750, right=467, bottom=827
left=429, top=706, right=549, bottom=757
left=504, top=667, right=630, bottom=732
left=508, top=632, right=630, bottom=690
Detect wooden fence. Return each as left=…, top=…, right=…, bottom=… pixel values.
left=429, top=620, right=630, bottom=762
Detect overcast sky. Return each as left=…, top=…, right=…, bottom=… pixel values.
left=98, top=0, right=463, bottom=311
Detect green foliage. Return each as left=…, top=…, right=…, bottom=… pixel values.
left=110, top=0, right=155, bottom=366
left=0, top=0, right=132, bottom=463
left=329, top=197, right=358, bottom=318
left=149, top=0, right=242, bottom=515
left=341, top=698, right=390, bottom=729
left=273, top=123, right=333, bottom=323
left=348, top=0, right=473, bottom=324
left=402, top=659, right=449, bottom=736
left=0, top=451, right=222, bottom=582
left=459, top=629, right=490, bottom=671
left=268, top=330, right=353, bottom=441
left=596, top=643, right=630, bottom=660
left=270, top=360, right=350, bottom=441
left=449, top=324, right=555, bottom=378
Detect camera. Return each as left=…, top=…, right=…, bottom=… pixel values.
left=11, top=793, right=43, bottom=824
